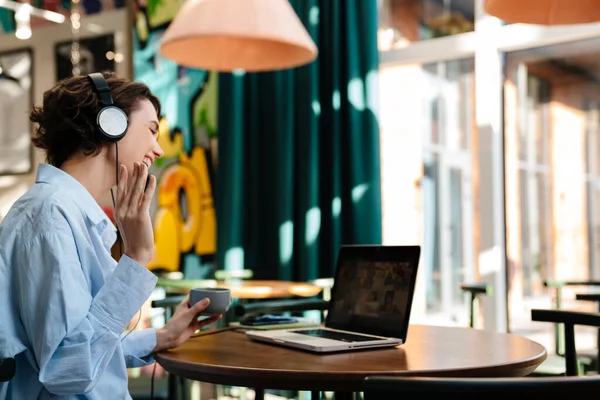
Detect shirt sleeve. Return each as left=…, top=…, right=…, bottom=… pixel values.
left=120, top=328, right=157, bottom=367
left=15, top=229, right=157, bottom=395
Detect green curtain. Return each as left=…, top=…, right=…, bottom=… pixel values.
left=216, top=0, right=382, bottom=281
left=0, top=9, right=14, bottom=34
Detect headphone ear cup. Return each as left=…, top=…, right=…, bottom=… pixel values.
left=97, top=106, right=128, bottom=141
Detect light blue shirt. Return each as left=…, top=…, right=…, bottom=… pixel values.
left=0, top=163, right=159, bottom=399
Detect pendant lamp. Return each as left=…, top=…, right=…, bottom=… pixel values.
left=159, top=0, right=318, bottom=72
left=485, top=0, right=600, bottom=25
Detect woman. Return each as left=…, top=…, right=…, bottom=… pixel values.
left=0, top=72, right=220, bottom=399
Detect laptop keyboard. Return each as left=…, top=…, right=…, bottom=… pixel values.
left=289, top=329, right=379, bottom=342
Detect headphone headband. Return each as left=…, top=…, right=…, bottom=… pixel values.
left=88, top=72, right=114, bottom=107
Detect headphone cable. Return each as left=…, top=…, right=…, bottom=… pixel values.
left=110, top=143, right=123, bottom=257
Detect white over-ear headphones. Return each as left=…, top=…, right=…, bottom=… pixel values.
left=87, top=72, right=128, bottom=141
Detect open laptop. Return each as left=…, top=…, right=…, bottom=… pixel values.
left=246, top=245, right=421, bottom=353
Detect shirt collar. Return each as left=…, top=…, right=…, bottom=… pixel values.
left=35, top=163, right=112, bottom=229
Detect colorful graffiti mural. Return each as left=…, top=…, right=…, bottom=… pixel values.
left=133, top=0, right=218, bottom=277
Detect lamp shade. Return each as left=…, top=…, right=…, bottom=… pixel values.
left=485, top=0, right=600, bottom=25
left=159, top=0, right=318, bottom=72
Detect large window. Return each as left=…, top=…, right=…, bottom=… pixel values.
left=422, top=59, right=476, bottom=323
left=379, top=58, right=476, bottom=327
left=379, top=0, right=600, bottom=338
left=504, top=39, right=600, bottom=347
left=586, top=102, right=600, bottom=279
left=518, top=74, right=552, bottom=298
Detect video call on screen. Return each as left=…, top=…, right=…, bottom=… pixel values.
left=328, top=260, right=413, bottom=333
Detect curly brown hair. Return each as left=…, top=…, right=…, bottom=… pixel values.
left=30, top=72, right=161, bottom=168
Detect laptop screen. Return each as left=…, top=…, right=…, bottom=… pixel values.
left=325, top=245, right=421, bottom=340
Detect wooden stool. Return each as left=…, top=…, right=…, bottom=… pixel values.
left=460, top=282, right=490, bottom=328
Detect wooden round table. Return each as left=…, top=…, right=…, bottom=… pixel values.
left=155, top=324, right=547, bottom=396
left=161, top=279, right=323, bottom=300
left=216, top=280, right=322, bottom=299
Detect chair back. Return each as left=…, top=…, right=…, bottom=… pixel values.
left=0, top=358, right=15, bottom=382
left=363, top=376, right=600, bottom=400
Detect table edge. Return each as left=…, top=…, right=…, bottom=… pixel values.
left=155, top=346, right=547, bottom=391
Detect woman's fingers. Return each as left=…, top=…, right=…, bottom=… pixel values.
left=116, top=164, right=128, bottom=207
left=180, top=294, right=191, bottom=308
left=122, top=162, right=137, bottom=209
left=114, top=161, right=156, bottom=266
left=141, top=175, right=156, bottom=211
left=189, top=298, right=210, bottom=316
left=174, top=294, right=191, bottom=314
left=192, top=314, right=222, bottom=332
left=201, top=314, right=222, bottom=326
left=128, top=162, right=148, bottom=209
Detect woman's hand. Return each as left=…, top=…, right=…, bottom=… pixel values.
left=153, top=294, right=223, bottom=352
left=115, top=162, right=156, bottom=266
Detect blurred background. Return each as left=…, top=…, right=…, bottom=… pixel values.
left=4, top=0, right=600, bottom=398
